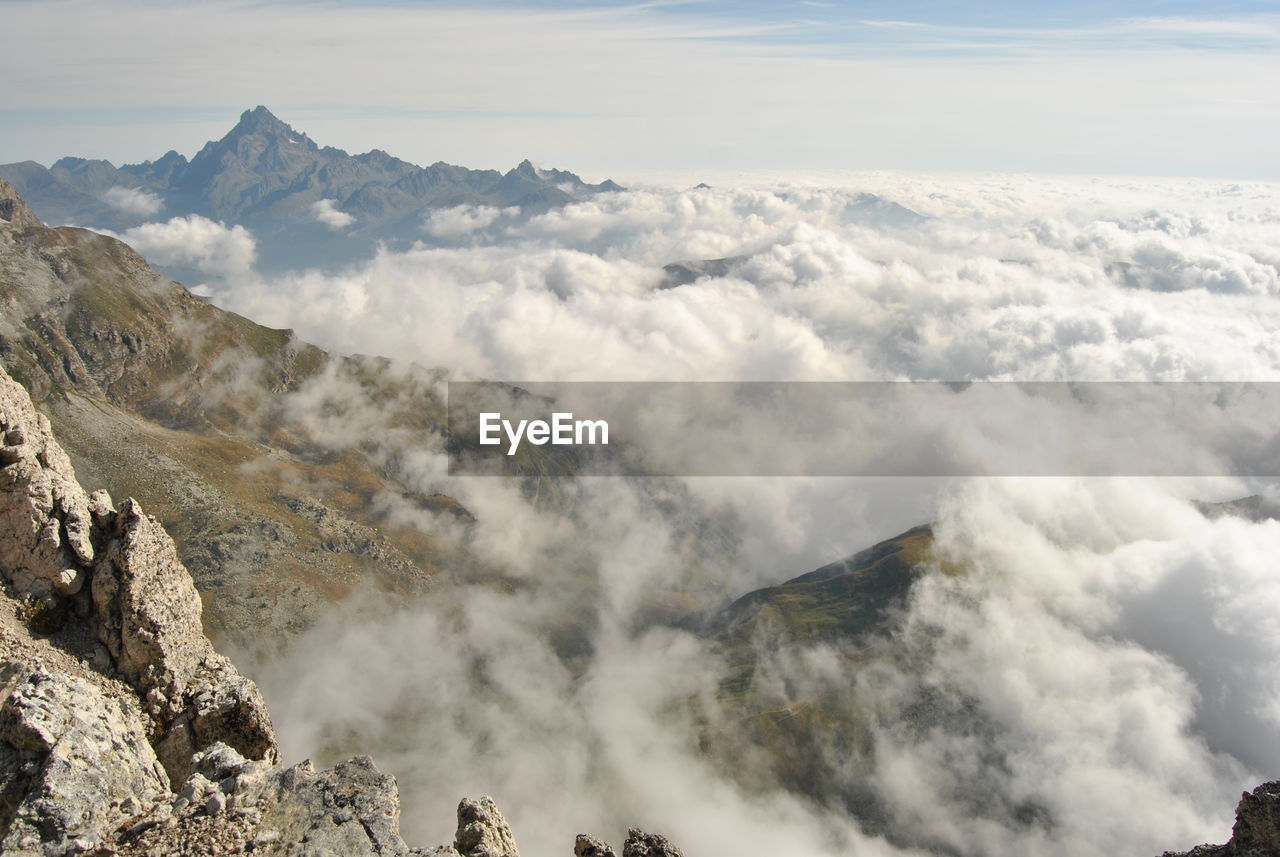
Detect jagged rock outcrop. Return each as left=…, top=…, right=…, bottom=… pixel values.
left=575, top=833, right=618, bottom=857
left=455, top=795, right=521, bottom=857
left=0, top=362, right=277, bottom=853
left=0, top=179, right=41, bottom=231
left=0, top=663, right=168, bottom=856
left=117, top=743, right=417, bottom=857
left=0, top=363, right=276, bottom=785
left=250, top=755, right=411, bottom=857
left=621, top=829, right=684, bottom=857
left=91, top=497, right=276, bottom=782
left=1160, top=781, right=1280, bottom=857
left=570, top=830, right=686, bottom=857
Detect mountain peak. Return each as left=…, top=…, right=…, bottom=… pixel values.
left=513, top=159, right=543, bottom=178
left=180, top=106, right=320, bottom=196
left=230, top=105, right=295, bottom=139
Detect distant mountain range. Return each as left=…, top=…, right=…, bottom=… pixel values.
left=0, top=106, right=622, bottom=273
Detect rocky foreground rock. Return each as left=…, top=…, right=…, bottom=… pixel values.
left=0, top=360, right=682, bottom=856
left=1160, top=781, right=1280, bottom=857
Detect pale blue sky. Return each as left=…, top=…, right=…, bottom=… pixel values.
left=1, top=0, right=1276, bottom=178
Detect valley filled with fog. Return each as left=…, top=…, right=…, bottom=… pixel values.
left=112, top=171, right=1280, bottom=856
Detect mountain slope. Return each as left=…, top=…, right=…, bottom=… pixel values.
left=0, top=178, right=479, bottom=648
left=693, top=526, right=936, bottom=824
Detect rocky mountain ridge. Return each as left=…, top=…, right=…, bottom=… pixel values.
left=0, top=357, right=275, bottom=852
left=0, top=176, right=486, bottom=650
left=0, top=107, right=622, bottom=273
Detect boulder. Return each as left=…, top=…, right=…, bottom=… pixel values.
left=455, top=795, right=521, bottom=857
left=622, top=828, right=684, bottom=857
left=0, top=663, right=169, bottom=856
left=575, top=833, right=618, bottom=857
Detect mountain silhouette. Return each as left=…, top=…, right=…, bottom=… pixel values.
left=0, top=106, right=623, bottom=273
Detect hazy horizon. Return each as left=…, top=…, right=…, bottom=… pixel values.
left=2, top=0, right=1277, bottom=179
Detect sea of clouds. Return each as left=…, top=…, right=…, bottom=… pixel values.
left=119, top=172, right=1279, bottom=856
left=118, top=172, right=1280, bottom=383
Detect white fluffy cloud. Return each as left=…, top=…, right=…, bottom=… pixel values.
left=102, top=185, right=163, bottom=216
left=103, top=214, right=256, bottom=276
left=184, top=173, right=1280, bottom=857
left=310, top=198, right=355, bottom=230
left=203, top=175, right=1280, bottom=383
left=422, top=204, right=510, bottom=238
left=848, top=479, right=1273, bottom=856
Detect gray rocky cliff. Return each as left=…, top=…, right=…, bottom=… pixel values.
left=0, top=360, right=276, bottom=853
left=0, top=664, right=168, bottom=855
left=0, top=363, right=277, bottom=783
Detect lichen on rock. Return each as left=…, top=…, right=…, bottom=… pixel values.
left=0, top=662, right=169, bottom=856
